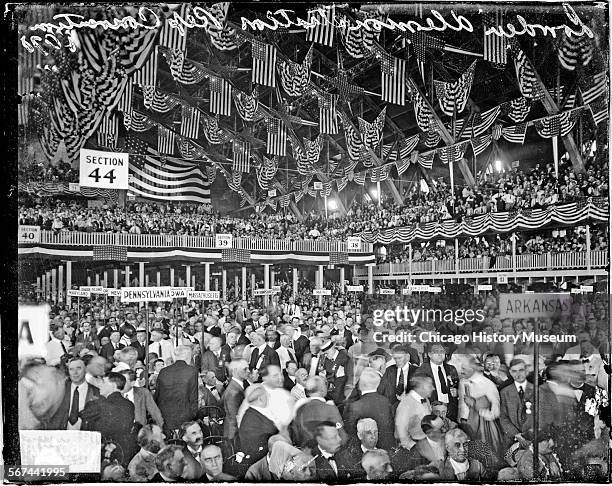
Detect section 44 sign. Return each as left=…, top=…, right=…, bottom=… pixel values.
left=80, top=148, right=129, bottom=190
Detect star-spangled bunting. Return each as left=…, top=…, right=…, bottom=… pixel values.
left=358, top=107, right=386, bottom=150
left=511, top=44, right=544, bottom=100
left=97, top=113, right=118, bottom=148
left=202, top=115, right=229, bottom=145
left=438, top=141, right=469, bottom=165
left=143, top=86, right=180, bottom=113
left=233, top=87, right=260, bottom=122
left=409, top=80, right=436, bottom=132
left=279, top=45, right=313, bottom=97
left=534, top=111, right=580, bottom=138
left=580, top=72, right=608, bottom=105
left=379, top=51, right=406, bottom=106
left=370, top=165, right=390, bottom=182
left=558, top=30, right=593, bottom=71
left=339, top=13, right=377, bottom=58
left=501, top=124, right=527, bottom=144
left=251, top=39, right=277, bottom=87
left=504, top=97, right=532, bottom=123
left=471, top=134, right=493, bottom=156
left=123, top=135, right=149, bottom=168
left=434, top=61, right=476, bottom=116
left=589, top=102, right=608, bottom=126
left=408, top=31, right=445, bottom=84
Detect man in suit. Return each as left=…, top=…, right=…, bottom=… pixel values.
left=150, top=329, right=175, bottom=366
left=80, top=372, right=136, bottom=465
left=100, top=330, right=125, bottom=363
left=500, top=358, right=533, bottom=448
left=312, top=421, right=349, bottom=480
left=406, top=415, right=447, bottom=466
left=361, top=449, right=394, bottom=480
left=199, top=371, right=223, bottom=410
left=395, top=375, right=434, bottom=451
left=200, top=337, right=230, bottom=382
left=414, top=343, right=459, bottom=422
left=180, top=421, right=205, bottom=467
left=289, top=376, right=347, bottom=447
left=249, top=332, right=280, bottom=375
left=75, top=321, right=99, bottom=351
left=245, top=435, right=288, bottom=480
left=291, top=321, right=310, bottom=365
left=223, top=359, right=249, bottom=441
left=379, top=345, right=416, bottom=408
left=282, top=360, right=299, bottom=391
left=343, top=368, right=396, bottom=450
left=120, top=369, right=164, bottom=428
left=438, top=428, right=485, bottom=480
left=336, top=418, right=378, bottom=480
left=45, top=323, right=70, bottom=366
left=154, top=345, right=199, bottom=434
left=127, top=424, right=166, bottom=481
left=238, top=385, right=279, bottom=466
left=200, top=444, right=236, bottom=481
left=301, top=337, right=326, bottom=377
left=283, top=297, right=301, bottom=319
left=133, top=327, right=148, bottom=363
left=321, top=339, right=349, bottom=406
left=48, top=357, right=99, bottom=430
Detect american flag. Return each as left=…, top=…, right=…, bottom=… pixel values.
left=117, top=78, right=133, bottom=113
left=580, top=72, right=608, bottom=105
left=318, top=92, right=338, bottom=134
left=535, top=114, right=562, bottom=138
left=589, top=103, right=608, bottom=126
left=501, top=124, right=527, bottom=144
left=158, top=126, right=176, bottom=155
left=124, top=134, right=149, bottom=168
left=222, top=248, right=251, bottom=263
left=483, top=10, right=508, bottom=65
left=306, top=5, right=335, bottom=47
left=133, top=46, right=158, bottom=87
left=233, top=139, right=251, bottom=172
left=358, top=107, right=386, bottom=150
left=418, top=153, right=434, bottom=170
left=409, top=31, right=445, bottom=85
left=160, top=4, right=189, bottom=51
left=329, top=251, right=349, bottom=265
left=93, top=246, right=128, bottom=262
left=471, top=134, right=493, bottom=156
left=438, top=141, right=469, bottom=165
left=181, top=104, right=201, bottom=139
left=267, top=118, right=287, bottom=156
left=251, top=39, right=277, bottom=87
left=380, top=52, right=406, bottom=106
left=512, top=45, right=544, bottom=100
left=97, top=113, right=118, bottom=148
left=505, top=97, right=532, bottom=123
left=558, top=30, right=593, bottom=71
left=210, top=75, right=232, bottom=116
left=434, top=61, right=476, bottom=116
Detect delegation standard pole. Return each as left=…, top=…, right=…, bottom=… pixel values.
left=145, top=302, right=150, bottom=388
left=532, top=316, right=540, bottom=480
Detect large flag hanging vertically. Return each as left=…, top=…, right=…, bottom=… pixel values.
left=233, top=139, right=251, bottom=173
left=133, top=46, right=158, bottom=87
left=380, top=51, right=406, bottom=105
left=266, top=118, right=287, bottom=156
left=306, top=4, right=335, bottom=47
left=482, top=10, right=508, bottom=65
left=157, top=126, right=176, bottom=155
left=511, top=43, right=544, bottom=100
left=318, top=92, right=338, bottom=134
left=434, top=61, right=477, bottom=116
left=159, top=4, right=189, bottom=51
left=209, top=75, right=232, bottom=116
left=251, top=39, right=277, bottom=87
left=180, top=104, right=201, bottom=139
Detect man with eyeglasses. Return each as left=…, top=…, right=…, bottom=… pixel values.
left=200, top=444, right=236, bottom=481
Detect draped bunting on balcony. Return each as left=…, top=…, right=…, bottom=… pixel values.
left=434, top=61, right=476, bottom=116
left=278, top=45, right=313, bottom=97
left=163, top=48, right=207, bottom=85
left=360, top=200, right=608, bottom=244
left=232, top=87, right=260, bottom=122
left=124, top=111, right=155, bottom=132
left=202, top=115, right=230, bottom=145
left=534, top=110, right=581, bottom=138
left=18, top=181, right=119, bottom=203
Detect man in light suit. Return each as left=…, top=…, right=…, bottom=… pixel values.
left=47, top=357, right=99, bottom=430
left=395, top=375, right=434, bottom=450
left=45, top=324, right=70, bottom=366
left=284, top=297, right=301, bottom=319
left=222, top=359, right=248, bottom=442
left=499, top=358, right=533, bottom=448
left=120, top=369, right=164, bottom=428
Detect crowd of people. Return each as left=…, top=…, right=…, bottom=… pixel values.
left=19, top=284, right=609, bottom=482
left=18, top=154, right=608, bottom=241
left=381, top=225, right=609, bottom=264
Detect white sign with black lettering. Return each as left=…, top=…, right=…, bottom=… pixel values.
left=347, top=285, right=364, bottom=292
left=18, top=304, right=51, bottom=359
left=18, top=225, right=41, bottom=244
left=313, top=181, right=323, bottom=190
left=272, top=285, right=281, bottom=292
left=121, top=287, right=174, bottom=303
left=429, top=287, right=442, bottom=293
left=67, top=290, right=91, bottom=298
left=497, top=274, right=508, bottom=284
left=80, top=286, right=104, bottom=293
left=409, top=285, right=430, bottom=292
left=68, top=182, right=80, bottom=192
left=170, top=287, right=195, bottom=298
left=379, top=288, right=396, bottom=295
left=187, top=290, right=220, bottom=300
left=253, top=289, right=280, bottom=296
left=215, top=234, right=233, bottom=248
left=580, top=285, right=594, bottom=293
left=107, top=289, right=122, bottom=297
left=79, top=148, right=129, bottom=190
left=347, top=236, right=361, bottom=251
left=478, top=285, right=493, bottom=291
left=313, top=289, right=332, bottom=296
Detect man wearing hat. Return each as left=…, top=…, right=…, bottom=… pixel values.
left=310, top=421, right=350, bottom=480
left=320, top=338, right=349, bottom=406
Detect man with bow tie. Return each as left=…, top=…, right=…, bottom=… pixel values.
left=302, top=337, right=326, bottom=377
left=201, top=337, right=230, bottom=383
left=180, top=421, right=205, bottom=466
left=311, top=421, right=350, bottom=480
left=395, top=375, right=434, bottom=451
left=320, top=339, right=349, bottom=406
left=379, top=345, right=415, bottom=408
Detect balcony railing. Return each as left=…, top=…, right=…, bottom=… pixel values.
left=32, top=230, right=373, bottom=254
left=355, top=251, right=608, bottom=277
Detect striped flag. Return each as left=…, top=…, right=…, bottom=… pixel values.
left=511, top=44, right=544, bottom=100
left=96, top=113, right=119, bottom=148
left=117, top=78, right=133, bottom=113
left=306, top=5, right=335, bottom=47
left=222, top=248, right=251, bottom=263
left=93, top=246, right=128, bottom=262
left=409, top=31, right=445, bottom=85
left=589, top=104, right=608, bottom=126
left=157, top=126, right=176, bottom=155
left=329, top=251, right=349, bottom=265
left=267, top=117, right=287, bottom=156
left=318, top=92, right=338, bottom=134
left=501, top=124, right=527, bottom=144
left=209, top=75, right=232, bottom=116
left=505, top=96, right=532, bottom=123
left=181, top=104, right=201, bottom=139
left=160, top=5, right=189, bottom=51
left=233, top=139, right=251, bottom=172
left=133, top=46, right=158, bottom=87
left=251, top=39, right=277, bottom=87
left=358, top=107, right=386, bottom=150
left=558, top=30, right=593, bottom=71
left=124, top=135, right=149, bottom=168
left=380, top=52, right=406, bottom=105
left=434, top=61, right=476, bottom=115
left=483, top=10, right=508, bottom=65
left=471, top=134, right=493, bottom=156
left=129, top=146, right=211, bottom=204
left=580, top=72, right=608, bottom=105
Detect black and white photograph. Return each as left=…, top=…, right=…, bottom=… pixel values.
left=8, top=1, right=611, bottom=483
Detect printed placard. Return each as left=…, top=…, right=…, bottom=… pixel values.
left=347, top=236, right=362, bottom=251
left=170, top=287, right=195, bottom=298
left=18, top=304, right=51, bottom=359
left=580, top=285, right=594, bottom=292
left=497, top=274, right=508, bottom=284
left=80, top=286, right=104, bottom=293
left=187, top=290, right=220, bottom=300
left=313, top=289, right=332, bottom=296
left=272, top=285, right=281, bottom=292
left=79, top=148, right=129, bottom=190
left=499, top=293, right=572, bottom=319
left=268, top=189, right=277, bottom=197
left=215, top=233, right=233, bottom=248
left=478, top=284, right=493, bottom=291
left=68, top=182, right=80, bottom=192
left=121, top=287, right=174, bottom=303
left=67, top=290, right=91, bottom=298
left=313, top=181, right=323, bottom=190
left=428, top=286, right=442, bottom=293
left=409, top=285, right=430, bottom=292
left=347, top=285, right=364, bottom=292
left=253, top=289, right=279, bottom=296
left=18, top=225, right=41, bottom=244
left=379, top=288, right=396, bottom=295
left=107, top=289, right=122, bottom=297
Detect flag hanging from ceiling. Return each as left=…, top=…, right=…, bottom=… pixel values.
left=370, top=166, right=390, bottom=182
left=318, top=92, right=338, bottom=134
left=251, top=39, right=277, bottom=87
left=180, top=105, right=201, bottom=139
left=358, top=107, right=386, bottom=150
left=278, top=45, right=313, bottom=97
left=133, top=46, right=158, bottom=87
left=580, top=72, right=608, bottom=105
left=202, top=115, right=230, bottom=145
left=511, top=44, right=544, bottom=100
left=206, top=164, right=217, bottom=183
left=558, top=30, right=593, bottom=71
left=417, top=153, right=435, bottom=170
left=501, top=124, right=528, bottom=144
left=504, top=97, right=532, bottom=123
left=394, top=134, right=420, bottom=160
left=438, top=141, right=469, bottom=164
left=157, top=126, right=176, bottom=155
left=97, top=113, right=119, bottom=148
left=233, top=87, right=260, bottom=122
left=454, top=105, right=501, bottom=139
left=143, top=86, right=180, bottom=113
left=409, top=31, right=445, bottom=85
left=482, top=10, right=508, bottom=65
left=336, top=175, right=349, bottom=192
left=547, top=86, right=576, bottom=110
left=339, top=13, right=377, bottom=58
left=209, top=75, right=232, bottom=116
left=534, top=110, right=580, bottom=138
left=124, top=134, right=149, bottom=168
left=434, top=61, right=476, bottom=115
left=471, top=134, right=493, bottom=156
left=233, top=139, right=251, bottom=173
left=266, top=118, right=287, bottom=155
left=380, top=51, right=406, bottom=105
left=409, top=79, right=436, bottom=132
left=589, top=102, right=608, bottom=126
left=160, top=4, right=189, bottom=51
left=117, top=78, right=133, bottom=113
left=306, top=4, right=335, bottom=47
left=340, top=112, right=367, bottom=161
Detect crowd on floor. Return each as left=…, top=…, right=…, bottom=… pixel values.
left=19, top=285, right=610, bottom=482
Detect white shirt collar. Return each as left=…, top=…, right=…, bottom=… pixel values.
left=361, top=444, right=375, bottom=453
left=258, top=343, right=267, bottom=353
left=409, top=389, right=426, bottom=402
left=360, top=388, right=378, bottom=395
left=232, top=377, right=244, bottom=389
left=514, top=380, right=527, bottom=392
left=310, top=396, right=325, bottom=402
left=449, top=457, right=469, bottom=474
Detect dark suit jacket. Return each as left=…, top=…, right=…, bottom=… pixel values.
left=289, top=398, right=347, bottom=447
left=132, top=341, right=146, bottom=363
left=414, top=362, right=459, bottom=421
left=379, top=364, right=416, bottom=406
left=343, top=392, right=396, bottom=450
left=200, top=385, right=223, bottom=410
left=323, top=349, right=349, bottom=405
left=47, top=380, right=99, bottom=430
left=335, top=441, right=366, bottom=480
left=222, top=380, right=245, bottom=440
left=200, top=349, right=230, bottom=381
left=499, top=381, right=534, bottom=446
left=249, top=345, right=280, bottom=372
left=237, top=333, right=250, bottom=347
left=81, top=392, right=135, bottom=465
left=282, top=370, right=297, bottom=392
left=293, top=335, right=310, bottom=364
left=75, top=333, right=99, bottom=351
left=133, top=386, right=164, bottom=427
left=301, top=352, right=326, bottom=375
left=154, top=360, right=199, bottom=430
left=238, top=407, right=278, bottom=465
left=438, top=457, right=485, bottom=480
left=313, top=446, right=351, bottom=481
left=100, top=342, right=125, bottom=362
left=245, top=456, right=273, bottom=481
